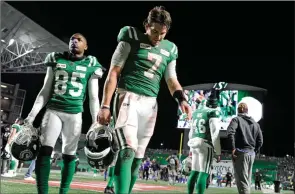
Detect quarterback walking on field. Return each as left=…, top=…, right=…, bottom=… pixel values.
left=187, top=91, right=222, bottom=194
left=98, top=6, right=192, bottom=194
left=25, top=33, right=104, bottom=194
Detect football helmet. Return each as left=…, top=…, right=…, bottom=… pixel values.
left=206, top=90, right=218, bottom=108
left=10, top=124, right=40, bottom=161
left=84, top=123, right=118, bottom=170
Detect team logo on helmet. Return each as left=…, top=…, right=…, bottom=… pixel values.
left=10, top=124, right=40, bottom=161
left=84, top=123, right=118, bottom=169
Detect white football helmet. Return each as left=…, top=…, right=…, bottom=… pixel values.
left=84, top=123, right=118, bottom=169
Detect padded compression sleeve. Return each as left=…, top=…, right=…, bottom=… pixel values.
left=164, top=60, right=177, bottom=82
left=26, top=67, right=54, bottom=123
left=110, top=41, right=131, bottom=68
left=88, top=75, right=100, bottom=124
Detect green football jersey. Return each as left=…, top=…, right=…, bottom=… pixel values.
left=197, top=99, right=207, bottom=110
left=45, top=52, right=103, bottom=113
left=11, top=124, right=22, bottom=133
left=191, top=107, right=221, bottom=146
left=117, top=26, right=178, bottom=97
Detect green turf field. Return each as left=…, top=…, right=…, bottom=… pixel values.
left=1, top=170, right=293, bottom=194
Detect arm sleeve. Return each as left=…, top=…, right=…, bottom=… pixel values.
left=188, top=127, right=193, bottom=140
left=26, top=67, right=54, bottom=123
left=226, top=118, right=239, bottom=150
left=209, top=118, right=222, bottom=155
left=110, top=41, right=131, bottom=68
left=164, top=60, right=178, bottom=82
left=88, top=75, right=100, bottom=124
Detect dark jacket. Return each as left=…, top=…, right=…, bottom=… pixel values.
left=255, top=172, right=262, bottom=181
left=227, top=114, right=263, bottom=153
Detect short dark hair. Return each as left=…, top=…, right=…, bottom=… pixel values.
left=238, top=103, right=248, bottom=114
left=143, top=6, right=172, bottom=30
left=71, top=33, right=87, bottom=44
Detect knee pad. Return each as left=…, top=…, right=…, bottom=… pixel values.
left=118, top=148, right=135, bottom=162
left=39, top=146, right=53, bottom=157
left=62, top=154, right=76, bottom=162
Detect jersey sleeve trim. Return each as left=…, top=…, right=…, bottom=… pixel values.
left=171, top=43, right=178, bottom=56
left=118, top=26, right=139, bottom=42
left=88, top=56, right=104, bottom=78
left=127, top=26, right=139, bottom=40
left=44, top=52, right=56, bottom=66
left=88, top=56, right=94, bottom=67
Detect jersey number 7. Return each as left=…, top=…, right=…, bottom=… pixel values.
left=144, top=52, right=162, bottom=79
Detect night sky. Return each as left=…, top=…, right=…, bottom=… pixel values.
left=2, top=1, right=294, bottom=157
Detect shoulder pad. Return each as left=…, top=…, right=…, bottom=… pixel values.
left=44, top=52, right=63, bottom=66
left=11, top=124, right=19, bottom=128
left=88, top=55, right=104, bottom=78
left=208, top=109, right=221, bottom=118
left=87, top=55, right=102, bottom=67
left=117, top=26, right=140, bottom=43
left=164, top=41, right=178, bottom=61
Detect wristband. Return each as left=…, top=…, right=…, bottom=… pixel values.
left=173, top=90, right=187, bottom=104
left=101, top=105, right=110, bottom=110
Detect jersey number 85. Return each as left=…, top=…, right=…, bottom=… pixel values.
left=54, top=69, right=86, bottom=97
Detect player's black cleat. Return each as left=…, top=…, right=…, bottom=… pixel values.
left=104, top=186, right=115, bottom=194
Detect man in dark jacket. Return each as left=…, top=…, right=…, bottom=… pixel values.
left=226, top=171, right=233, bottom=187
left=254, top=169, right=262, bottom=190
left=227, top=102, right=263, bottom=194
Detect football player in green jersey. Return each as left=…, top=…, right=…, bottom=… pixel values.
left=24, top=33, right=104, bottom=194
left=2, top=117, right=24, bottom=177
left=187, top=91, right=222, bottom=194
left=98, top=6, right=192, bottom=194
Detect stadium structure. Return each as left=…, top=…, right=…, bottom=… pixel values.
left=1, top=2, right=67, bottom=74
left=0, top=2, right=293, bottom=194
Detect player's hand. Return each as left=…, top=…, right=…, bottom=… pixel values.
left=232, top=149, right=237, bottom=161
left=98, top=108, right=111, bottom=125
left=180, top=101, right=192, bottom=120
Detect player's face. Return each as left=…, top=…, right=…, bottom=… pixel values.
left=145, top=22, right=168, bottom=46
left=69, top=34, right=88, bottom=55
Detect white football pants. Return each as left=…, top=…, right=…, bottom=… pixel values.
left=113, top=91, right=158, bottom=158
left=40, top=109, right=82, bottom=155
left=191, top=146, right=214, bottom=174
